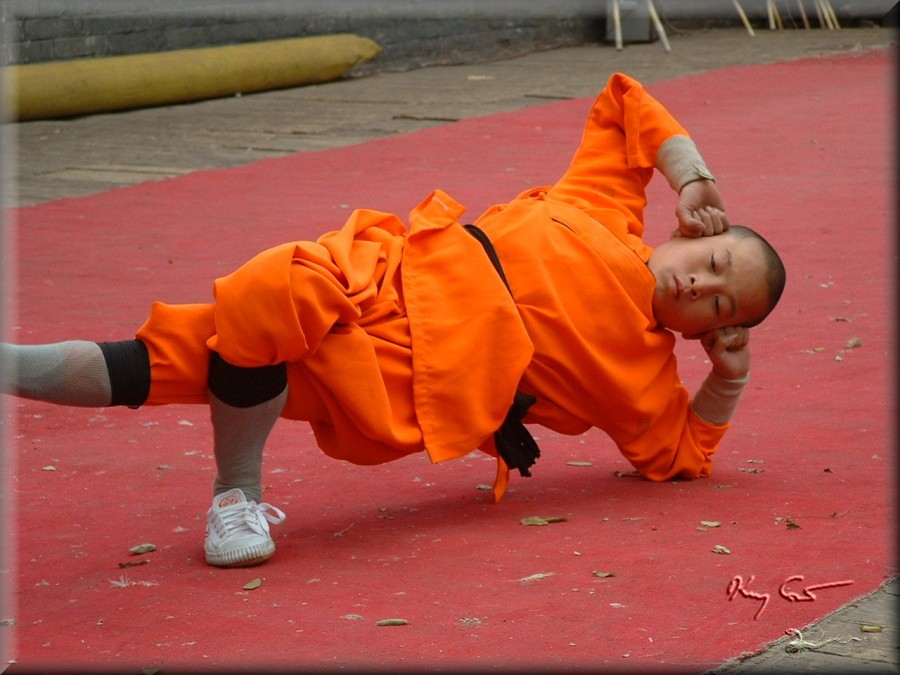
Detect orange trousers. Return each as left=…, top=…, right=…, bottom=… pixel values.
left=136, top=208, right=426, bottom=466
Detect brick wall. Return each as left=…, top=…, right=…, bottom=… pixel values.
left=1, top=0, right=889, bottom=69
left=0, top=0, right=607, bottom=70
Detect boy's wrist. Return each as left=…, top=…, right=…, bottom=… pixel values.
left=712, top=367, right=750, bottom=382
left=656, top=135, right=715, bottom=192
left=691, top=370, right=749, bottom=425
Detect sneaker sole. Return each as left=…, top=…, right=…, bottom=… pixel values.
left=205, top=540, right=276, bottom=568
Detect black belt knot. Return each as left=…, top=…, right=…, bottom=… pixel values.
left=463, top=224, right=541, bottom=478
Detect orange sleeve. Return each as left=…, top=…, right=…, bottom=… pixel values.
left=547, top=72, right=690, bottom=242
left=614, top=380, right=729, bottom=481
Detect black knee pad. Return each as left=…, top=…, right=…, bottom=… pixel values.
left=97, top=340, right=151, bottom=408
left=207, top=351, right=287, bottom=408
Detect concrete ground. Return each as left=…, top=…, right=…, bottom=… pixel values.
left=3, top=23, right=897, bottom=673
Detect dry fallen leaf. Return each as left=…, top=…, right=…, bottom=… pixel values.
left=42, top=465, right=56, bottom=471
left=129, top=543, right=156, bottom=555
left=566, top=461, right=593, bottom=467
left=119, top=559, right=150, bottom=569
left=860, top=625, right=883, bottom=633
left=592, top=571, right=615, bottom=578
left=700, top=520, right=722, bottom=528
left=520, top=515, right=568, bottom=527
left=845, top=337, right=862, bottom=349
left=521, top=516, right=548, bottom=526
left=243, top=578, right=262, bottom=590
left=712, top=545, right=731, bottom=555
left=519, top=572, right=555, bottom=583
left=376, top=618, right=409, bottom=626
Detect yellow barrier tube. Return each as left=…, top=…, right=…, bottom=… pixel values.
left=4, top=34, right=382, bottom=121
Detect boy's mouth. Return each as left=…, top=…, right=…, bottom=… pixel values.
left=673, top=276, right=683, bottom=300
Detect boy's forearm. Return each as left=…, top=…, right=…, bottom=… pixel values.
left=691, top=370, right=749, bottom=425
left=655, top=135, right=715, bottom=193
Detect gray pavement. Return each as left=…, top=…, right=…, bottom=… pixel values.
left=3, top=22, right=898, bottom=673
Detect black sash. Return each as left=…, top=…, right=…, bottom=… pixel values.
left=463, top=224, right=541, bottom=478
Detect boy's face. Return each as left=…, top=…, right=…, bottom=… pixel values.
left=648, top=230, right=769, bottom=336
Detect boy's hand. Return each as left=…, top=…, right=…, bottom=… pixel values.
left=693, top=326, right=751, bottom=380
left=674, top=179, right=730, bottom=238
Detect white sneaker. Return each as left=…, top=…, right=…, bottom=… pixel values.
left=204, top=488, right=286, bottom=567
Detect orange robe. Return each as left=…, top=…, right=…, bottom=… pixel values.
left=135, top=73, right=729, bottom=501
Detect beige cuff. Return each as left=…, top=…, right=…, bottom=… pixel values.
left=656, top=135, right=715, bottom=192
left=691, top=371, right=749, bottom=425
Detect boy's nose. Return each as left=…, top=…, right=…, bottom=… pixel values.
left=688, top=275, right=716, bottom=299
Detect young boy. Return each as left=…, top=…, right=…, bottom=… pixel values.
left=1, top=73, right=785, bottom=568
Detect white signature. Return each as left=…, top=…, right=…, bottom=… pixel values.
left=727, top=574, right=855, bottom=620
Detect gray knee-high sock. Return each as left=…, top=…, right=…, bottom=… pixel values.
left=1, top=341, right=112, bottom=406
left=210, top=387, right=287, bottom=504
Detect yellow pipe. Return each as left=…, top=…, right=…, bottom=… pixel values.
left=4, top=34, right=381, bottom=121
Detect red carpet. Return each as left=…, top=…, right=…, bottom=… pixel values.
left=6, top=49, right=894, bottom=672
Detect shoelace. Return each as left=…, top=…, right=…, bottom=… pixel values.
left=217, top=501, right=286, bottom=537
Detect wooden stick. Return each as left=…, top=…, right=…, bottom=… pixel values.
left=797, top=0, right=811, bottom=29
left=773, top=1, right=784, bottom=29
left=733, top=0, right=756, bottom=36
left=824, top=0, right=841, bottom=29
left=824, top=0, right=836, bottom=28
left=821, top=0, right=836, bottom=28
left=813, top=0, right=828, bottom=28
left=647, top=0, right=671, bottom=52
left=767, top=0, right=776, bottom=29
left=612, top=0, right=623, bottom=50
